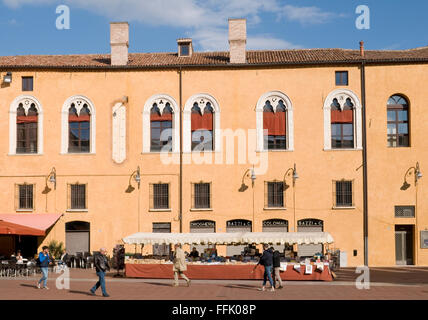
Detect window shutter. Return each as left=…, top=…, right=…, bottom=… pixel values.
left=67, top=183, right=71, bottom=209
left=32, top=184, right=36, bottom=211
left=191, top=183, right=195, bottom=209
left=85, top=183, right=88, bottom=209
left=149, top=184, right=154, bottom=209
left=14, top=183, right=19, bottom=210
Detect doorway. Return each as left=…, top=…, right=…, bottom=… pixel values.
left=395, top=225, right=414, bottom=265
left=65, top=221, right=90, bottom=255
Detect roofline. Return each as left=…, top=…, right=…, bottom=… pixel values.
left=1, top=58, right=428, bottom=71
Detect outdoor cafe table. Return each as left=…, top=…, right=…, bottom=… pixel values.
left=125, top=263, right=333, bottom=281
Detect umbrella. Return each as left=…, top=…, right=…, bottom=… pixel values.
left=0, top=220, right=45, bottom=236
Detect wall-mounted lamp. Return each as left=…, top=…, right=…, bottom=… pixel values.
left=43, top=167, right=56, bottom=194
left=126, top=166, right=141, bottom=193
left=239, top=167, right=256, bottom=192
left=401, top=162, right=422, bottom=190
left=284, top=163, right=298, bottom=187
left=3, top=72, right=12, bottom=84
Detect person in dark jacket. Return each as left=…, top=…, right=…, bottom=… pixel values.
left=271, top=248, right=283, bottom=289
left=90, top=248, right=111, bottom=297
left=37, top=246, right=51, bottom=289
left=252, top=244, right=274, bottom=291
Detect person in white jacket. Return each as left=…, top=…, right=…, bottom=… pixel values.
left=172, top=243, right=191, bottom=287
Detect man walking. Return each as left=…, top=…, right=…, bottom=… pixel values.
left=252, top=244, right=274, bottom=292
left=90, top=248, right=111, bottom=297
left=172, top=243, right=190, bottom=287
left=272, top=247, right=283, bottom=289
left=37, top=246, right=51, bottom=289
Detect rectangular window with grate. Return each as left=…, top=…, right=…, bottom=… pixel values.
left=395, top=206, right=415, bottom=218
left=150, top=183, right=170, bottom=209
left=192, top=182, right=211, bottom=209
left=333, top=180, right=354, bottom=207
left=265, top=181, right=284, bottom=208
left=335, top=71, right=348, bottom=86
left=69, top=184, right=87, bottom=210
left=17, top=184, right=34, bottom=210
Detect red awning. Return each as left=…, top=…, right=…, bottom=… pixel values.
left=0, top=220, right=45, bottom=236
left=0, top=213, right=62, bottom=236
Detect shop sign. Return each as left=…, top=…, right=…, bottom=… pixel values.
left=190, top=220, right=215, bottom=229
left=263, top=219, right=288, bottom=227
left=227, top=220, right=252, bottom=228
left=297, top=219, right=323, bottom=227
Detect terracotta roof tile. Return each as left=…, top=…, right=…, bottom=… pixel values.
left=1, top=47, right=428, bottom=69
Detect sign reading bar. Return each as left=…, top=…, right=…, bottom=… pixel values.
left=297, top=219, right=323, bottom=227
left=263, top=219, right=288, bottom=227
left=227, top=220, right=252, bottom=228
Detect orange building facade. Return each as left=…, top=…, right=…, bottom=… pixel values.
left=0, top=21, right=427, bottom=267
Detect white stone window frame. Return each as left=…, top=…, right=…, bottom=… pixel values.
left=143, top=94, right=180, bottom=153
left=256, top=91, right=294, bottom=152
left=9, top=95, right=44, bottom=155
left=61, top=95, right=96, bottom=154
left=323, top=89, right=362, bottom=150
left=183, top=93, right=221, bottom=153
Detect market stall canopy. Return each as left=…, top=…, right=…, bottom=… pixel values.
left=0, top=213, right=62, bottom=236
left=122, top=232, right=334, bottom=245
left=0, top=220, right=45, bottom=236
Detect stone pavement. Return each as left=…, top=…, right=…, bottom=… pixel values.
left=1, top=267, right=428, bottom=300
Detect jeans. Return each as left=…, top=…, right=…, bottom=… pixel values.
left=263, top=265, right=274, bottom=287
left=91, top=271, right=108, bottom=295
left=38, top=267, right=49, bottom=287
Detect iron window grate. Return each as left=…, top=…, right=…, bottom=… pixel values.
left=395, top=206, right=415, bottom=218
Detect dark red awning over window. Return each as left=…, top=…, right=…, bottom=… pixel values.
left=263, top=111, right=285, bottom=136
left=17, top=116, right=38, bottom=124
left=191, top=112, right=213, bottom=131
left=69, top=115, right=91, bottom=122
left=331, top=109, right=353, bottom=123
left=150, top=112, right=173, bottom=121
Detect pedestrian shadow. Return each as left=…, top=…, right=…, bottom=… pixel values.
left=69, top=290, right=96, bottom=297
left=224, top=284, right=258, bottom=291
left=20, top=284, right=38, bottom=289
left=145, top=282, right=174, bottom=287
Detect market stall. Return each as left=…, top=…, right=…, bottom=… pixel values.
left=122, top=231, right=335, bottom=281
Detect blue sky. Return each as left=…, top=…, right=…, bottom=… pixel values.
left=0, top=0, right=426, bottom=56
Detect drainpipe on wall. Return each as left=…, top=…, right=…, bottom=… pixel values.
left=360, top=41, right=369, bottom=266
left=179, top=67, right=183, bottom=233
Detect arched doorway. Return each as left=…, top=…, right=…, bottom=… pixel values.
left=189, top=220, right=216, bottom=255
left=65, top=221, right=90, bottom=255
left=297, top=219, right=324, bottom=258
left=226, top=219, right=252, bottom=256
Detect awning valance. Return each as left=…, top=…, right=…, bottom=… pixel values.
left=0, top=213, right=62, bottom=236
left=0, top=220, right=45, bottom=236
left=122, top=232, right=334, bottom=246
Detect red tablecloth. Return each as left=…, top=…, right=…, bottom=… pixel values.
left=125, top=263, right=332, bottom=281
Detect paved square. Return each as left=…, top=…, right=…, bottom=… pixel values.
left=1, top=267, right=428, bottom=300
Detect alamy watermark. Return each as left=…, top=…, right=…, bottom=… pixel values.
left=356, top=5, right=370, bottom=30
left=56, top=5, right=70, bottom=30
left=355, top=265, right=370, bottom=290
left=55, top=265, right=70, bottom=290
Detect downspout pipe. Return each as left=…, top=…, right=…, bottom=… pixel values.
left=360, top=58, right=369, bottom=266
left=179, top=67, right=183, bottom=233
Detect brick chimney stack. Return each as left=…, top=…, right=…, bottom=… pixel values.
left=360, top=41, right=365, bottom=57
left=228, top=18, right=246, bottom=64
left=110, top=22, right=129, bottom=66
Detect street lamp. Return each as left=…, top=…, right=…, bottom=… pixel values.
left=43, top=167, right=56, bottom=193
left=401, top=162, right=422, bottom=190
left=126, top=166, right=141, bottom=193
left=239, top=167, right=257, bottom=192
left=283, top=163, right=298, bottom=187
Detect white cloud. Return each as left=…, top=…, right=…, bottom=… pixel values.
left=278, top=5, right=344, bottom=25
left=4, top=0, right=340, bottom=50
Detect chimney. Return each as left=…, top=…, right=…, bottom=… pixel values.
left=228, top=18, right=246, bottom=64
left=110, top=22, right=129, bottom=66
left=177, top=38, right=193, bottom=57
left=359, top=41, right=365, bottom=57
